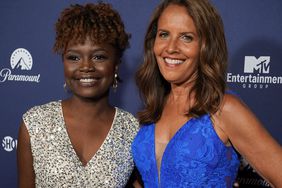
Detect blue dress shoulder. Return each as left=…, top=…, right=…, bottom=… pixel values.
left=132, top=114, right=240, bottom=188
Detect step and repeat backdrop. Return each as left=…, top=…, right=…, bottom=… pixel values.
left=1, top=1, right=281, bottom=187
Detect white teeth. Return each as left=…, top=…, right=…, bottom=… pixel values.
left=80, top=78, right=96, bottom=83
left=164, top=58, right=184, bottom=65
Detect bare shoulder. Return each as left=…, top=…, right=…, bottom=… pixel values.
left=210, top=94, right=247, bottom=144
left=214, top=93, right=280, bottom=153
left=215, top=95, right=282, bottom=187
left=214, top=93, right=255, bottom=130
left=220, top=93, right=247, bottom=114
left=212, top=93, right=269, bottom=146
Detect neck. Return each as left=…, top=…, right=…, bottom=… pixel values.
left=170, top=81, right=194, bottom=100
left=64, top=95, right=113, bottom=118
left=168, top=80, right=196, bottom=115
left=169, top=70, right=197, bottom=100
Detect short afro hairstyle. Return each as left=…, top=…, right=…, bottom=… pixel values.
left=53, top=2, right=130, bottom=57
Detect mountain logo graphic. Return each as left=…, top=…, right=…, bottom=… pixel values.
left=10, top=48, right=33, bottom=70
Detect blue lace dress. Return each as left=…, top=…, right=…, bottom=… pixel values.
left=132, top=114, right=239, bottom=188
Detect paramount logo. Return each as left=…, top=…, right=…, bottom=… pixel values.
left=0, top=48, right=41, bottom=83
left=0, top=68, right=40, bottom=83
left=227, top=56, right=282, bottom=89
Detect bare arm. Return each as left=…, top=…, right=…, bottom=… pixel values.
left=215, top=94, right=282, bottom=187
left=125, top=167, right=143, bottom=188
left=133, top=180, right=143, bottom=188
left=17, top=121, right=35, bottom=188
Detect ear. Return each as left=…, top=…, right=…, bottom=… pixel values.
left=115, top=64, right=119, bottom=73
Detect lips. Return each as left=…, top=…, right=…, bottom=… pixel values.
left=164, top=58, right=184, bottom=65
left=79, top=78, right=97, bottom=83
left=77, top=76, right=100, bottom=86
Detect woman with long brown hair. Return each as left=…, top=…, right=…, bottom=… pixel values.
left=132, top=0, right=282, bottom=187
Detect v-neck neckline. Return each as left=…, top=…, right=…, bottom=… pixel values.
left=153, top=117, right=195, bottom=186
left=58, top=101, right=118, bottom=168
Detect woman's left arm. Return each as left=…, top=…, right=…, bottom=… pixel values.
left=217, top=94, right=282, bottom=187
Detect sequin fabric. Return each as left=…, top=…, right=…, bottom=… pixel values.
left=132, top=114, right=240, bottom=188
left=23, top=101, right=139, bottom=188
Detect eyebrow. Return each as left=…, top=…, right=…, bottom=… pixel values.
left=65, top=48, right=107, bottom=53
left=157, top=29, right=197, bottom=36
left=179, top=31, right=197, bottom=36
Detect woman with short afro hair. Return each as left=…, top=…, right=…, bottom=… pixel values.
left=17, top=3, right=139, bottom=188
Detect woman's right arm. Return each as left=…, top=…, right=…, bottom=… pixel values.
left=17, top=121, right=35, bottom=188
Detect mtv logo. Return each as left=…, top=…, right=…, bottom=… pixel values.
left=244, top=56, right=270, bottom=74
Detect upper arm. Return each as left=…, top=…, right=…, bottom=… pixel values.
left=215, top=94, right=282, bottom=187
left=17, top=121, right=35, bottom=188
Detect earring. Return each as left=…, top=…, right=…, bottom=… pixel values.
left=63, top=82, right=70, bottom=93
left=112, top=73, right=118, bottom=92
left=63, top=82, right=67, bottom=91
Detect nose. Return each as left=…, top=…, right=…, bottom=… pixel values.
left=79, top=59, right=95, bottom=72
left=166, top=38, right=179, bottom=54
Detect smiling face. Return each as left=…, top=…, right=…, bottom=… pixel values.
left=63, top=38, right=118, bottom=100
left=153, top=4, right=200, bottom=86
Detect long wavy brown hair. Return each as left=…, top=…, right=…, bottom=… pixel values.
left=53, top=2, right=130, bottom=58
left=136, top=0, right=227, bottom=124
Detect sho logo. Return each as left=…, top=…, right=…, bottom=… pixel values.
left=10, top=48, right=33, bottom=70
left=2, top=136, right=17, bottom=152
left=244, top=56, right=270, bottom=74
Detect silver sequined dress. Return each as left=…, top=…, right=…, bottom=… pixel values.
left=23, top=101, right=139, bottom=188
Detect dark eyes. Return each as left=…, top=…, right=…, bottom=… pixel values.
left=66, top=55, right=80, bottom=61
left=92, top=55, right=107, bottom=61
left=65, top=54, right=107, bottom=62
